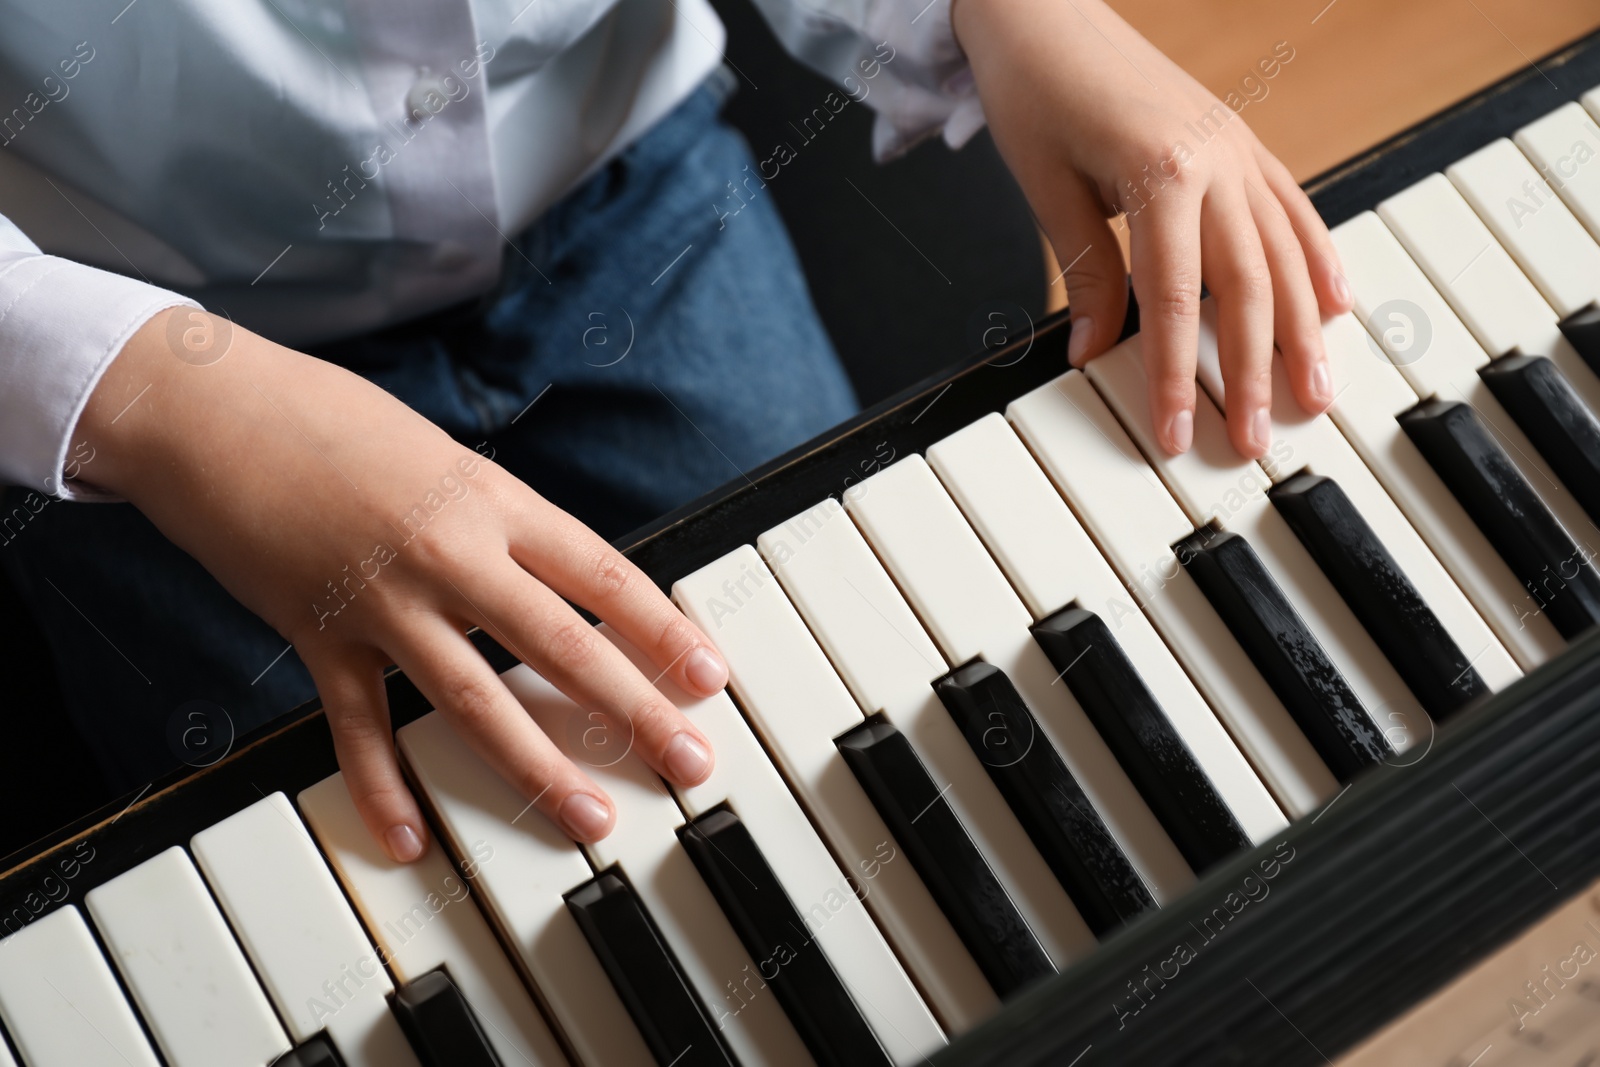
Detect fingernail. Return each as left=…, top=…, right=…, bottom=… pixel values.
left=559, top=793, right=613, bottom=841
left=1067, top=317, right=1095, bottom=367
left=1252, top=408, right=1272, bottom=451
left=1332, top=273, right=1352, bottom=307
left=684, top=646, right=728, bottom=694
left=1167, top=409, right=1193, bottom=453
left=1312, top=361, right=1334, bottom=405
left=385, top=824, right=424, bottom=863
left=664, top=732, right=712, bottom=784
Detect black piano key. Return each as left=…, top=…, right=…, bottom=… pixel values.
left=1175, top=527, right=1394, bottom=779
left=391, top=969, right=504, bottom=1067
left=1400, top=397, right=1600, bottom=640
left=933, top=661, right=1157, bottom=934
left=271, top=1035, right=346, bottom=1067
left=835, top=719, right=1054, bottom=997
left=1269, top=472, right=1488, bottom=721
left=1028, top=608, right=1252, bottom=873
left=1480, top=353, right=1600, bottom=526
left=679, top=808, right=891, bottom=1067
left=1560, top=304, right=1600, bottom=378
left=565, top=871, right=737, bottom=1067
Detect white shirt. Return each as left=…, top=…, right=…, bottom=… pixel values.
left=0, top=0, right=981, bottom=499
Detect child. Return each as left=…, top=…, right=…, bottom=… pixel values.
left=0, top=0, right=1348, bottom=862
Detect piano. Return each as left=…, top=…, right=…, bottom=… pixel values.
left=5, top=25, right=1600, bottom=1067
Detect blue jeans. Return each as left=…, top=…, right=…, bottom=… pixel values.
left=0, top=69, right=856, bottom=793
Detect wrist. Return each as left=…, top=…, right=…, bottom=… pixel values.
left=74, top=306, right=284, bottom=502
left=953, top=0, right=1123, bottom=80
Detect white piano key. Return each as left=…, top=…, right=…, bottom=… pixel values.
left=674, top=545, right=1001, bottom=1033
left=1514, top=101, right=1600, bottom=245
left=842, top=454, right=1195, bottom=902
left=1447, top=138, right=1600, bottom=317
left=757, top=498, right=946, bottom=728
left=1316, top=311, right=1566, bottom=666
left=925, top=412, right=1292, bottom=839
left=396, top=712, right=653, bottom=1066
left=1187, top=296, right=1521, bottom=696
left=1006, top=370, right=1340, bottom=817
left=1084, top=331, right=1430, bottom=752
left=0, top=1032, right=13, bottom=1067
left=496, top=655, right=812, bottom=1067
left=84, top=847, right=292, bottom=1067
left=756, top=496, right=1100, bottom=965
left=1379, top=171, right=1600, bottom=411
left=296, top=773, right=570, bottom=1067
left=190, top=794, right=421, bottom=1067
left=1332, top=212, right=1600, bottom=566
left=604, top=626, right=946, bottom=1064
left=0, top=907, right=161, bottom=1067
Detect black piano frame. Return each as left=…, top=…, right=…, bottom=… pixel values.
left=5, top=27, right=1600, bottom=1067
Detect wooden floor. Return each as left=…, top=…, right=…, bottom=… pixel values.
left=1046, top=0, right=1600, bottom=305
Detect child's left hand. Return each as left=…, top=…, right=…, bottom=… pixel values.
left=953, top=0, right=1354, bottom=458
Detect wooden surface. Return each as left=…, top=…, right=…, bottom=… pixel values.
left=1113, top=0, right=1600, bottom=181
left=1045, top=0, right=1600, bottom=310
left=1336, top=877, right=1600, bottom=1065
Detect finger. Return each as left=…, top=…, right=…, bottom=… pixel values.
left=1202, top=185, right=1276, bottom=458
left=391, top=617, right=618, bottom=842
left=1254, top=146, right=1352, bottom=316
left=1245, top=176, right=1334, bottom=415
left=507, top=505, right=728, bottom=698
left=452, top=557, right=715, bottom=790
left=309, top=648, right=429, bottom=863
left=1041, top=179, right=1129, bottom=368
left=1128, top=192, right=1203, bottom=454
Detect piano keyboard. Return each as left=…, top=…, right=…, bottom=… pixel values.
left=4, top=40, right=1600, bottom=1067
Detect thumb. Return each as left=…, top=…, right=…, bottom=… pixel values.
left=1042, top=180, right=1130, bottom=369
left=309, top=649, right=431, bottom=864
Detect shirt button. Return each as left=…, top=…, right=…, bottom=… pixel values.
left=405, top=74, right=450, bottom=120
left=431, top=241, right=472, bottom=271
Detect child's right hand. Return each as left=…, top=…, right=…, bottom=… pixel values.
left=76, top=308, right=729, bottom=862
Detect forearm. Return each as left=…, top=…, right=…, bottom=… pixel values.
left=952, top=0, right=1177, bottom=174
left=78, top=309, right=381, bottom=506
left=76, top=307, right=224, bottom=503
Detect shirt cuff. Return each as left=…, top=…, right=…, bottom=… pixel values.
left=864, top=0, right=986, bottom=160
left=751, top=0, right=985, bottom=161
left=0, top=251, right=198, bottom=501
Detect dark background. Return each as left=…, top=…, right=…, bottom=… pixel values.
left=707, top=0, right=1045, bottom=405
left=0, top=1, right=1045, bottom=862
